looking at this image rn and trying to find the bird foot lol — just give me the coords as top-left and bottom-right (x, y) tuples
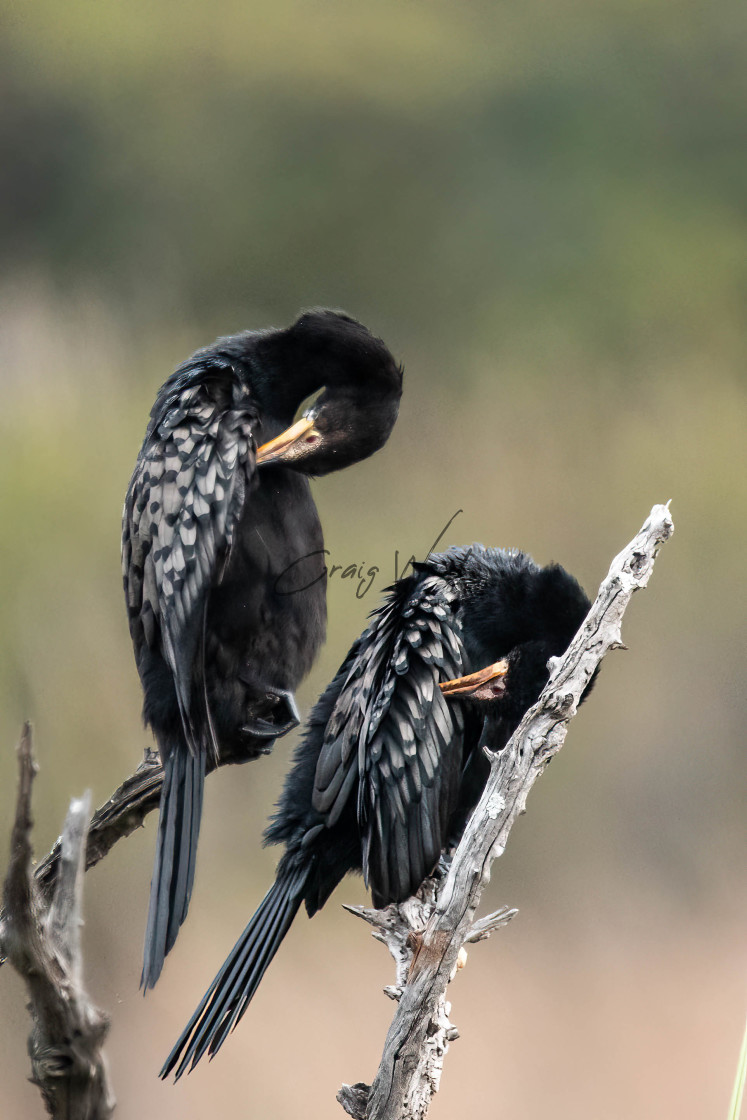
(241, 687), (300, 740)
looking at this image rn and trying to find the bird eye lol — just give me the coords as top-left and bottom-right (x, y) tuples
(305, 435), (319, 445)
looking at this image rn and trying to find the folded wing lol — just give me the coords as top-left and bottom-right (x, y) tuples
(122, 363), (257, 743)
(312, 573), (466, 906)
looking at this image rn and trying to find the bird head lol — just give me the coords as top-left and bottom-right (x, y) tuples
(439, 553), (597, 731)
(254, 309), (402, 475)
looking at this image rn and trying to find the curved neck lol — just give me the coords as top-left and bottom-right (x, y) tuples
(245, 337), (325, 425)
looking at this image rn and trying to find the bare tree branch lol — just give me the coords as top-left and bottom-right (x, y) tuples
(340, 502), (674, 1120)
(0, 724), (116, 1119)
(35, 748), (164, 902)
(1, 731), (254, 966)
(0, 748), (162, 971)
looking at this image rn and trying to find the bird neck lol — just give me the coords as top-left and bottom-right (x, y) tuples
(248, 336), (328, 426)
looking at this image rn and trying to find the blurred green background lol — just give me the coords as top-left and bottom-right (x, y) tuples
(1, 1), (745, 1117)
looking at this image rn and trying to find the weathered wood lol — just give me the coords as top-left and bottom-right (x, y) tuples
(35, 748), (164, 901)
(0, 725), (116, 1120)
(343, 503), (674, 1120)
(0, 748), (162, 970)
(0, 729), (257, 966)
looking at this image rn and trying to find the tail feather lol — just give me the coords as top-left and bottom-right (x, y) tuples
(142, 747), (206, 991)
(206, 886), (302, 1057)
(161, 861), (308, 1080)
(186, 884), (292, 1071)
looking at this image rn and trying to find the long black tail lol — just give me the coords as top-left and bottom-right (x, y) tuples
(141, 746), (206, 990)
(160, 858), (309, 1080)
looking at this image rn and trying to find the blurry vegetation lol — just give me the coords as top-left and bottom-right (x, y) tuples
(0, 2), (745, 1118)
(2, 0), (746, 354)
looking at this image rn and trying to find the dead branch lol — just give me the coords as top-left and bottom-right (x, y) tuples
(0, 724), (116, 1120)
(0, 731), (251, 967)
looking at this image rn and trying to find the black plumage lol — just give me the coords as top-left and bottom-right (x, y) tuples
(122, 309), (402, 990)
(162, 545), (595, 1077)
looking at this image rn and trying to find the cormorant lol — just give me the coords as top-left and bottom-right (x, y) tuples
(161, 545), (594, 1077)
(122, 309), (402, 990)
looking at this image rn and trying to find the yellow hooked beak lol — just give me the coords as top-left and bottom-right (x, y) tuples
(255, 417), (322, 465)
(439, 659), (509, 699)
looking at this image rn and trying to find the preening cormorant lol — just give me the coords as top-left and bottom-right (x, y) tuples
(122, 309), (402, 990)
(161, 545), (594, 1077)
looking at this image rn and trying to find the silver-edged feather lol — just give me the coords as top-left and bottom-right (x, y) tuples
(311, 573), (465, 903)
(122, 369), (258, 751)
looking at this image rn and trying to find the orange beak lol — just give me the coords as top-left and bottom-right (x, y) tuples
(255, 417), (321, 465)
(439, 659), (509, 700)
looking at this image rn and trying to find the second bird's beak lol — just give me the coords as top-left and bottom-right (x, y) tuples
(255, 417), (321, 465)
(439, 659), (509, 700)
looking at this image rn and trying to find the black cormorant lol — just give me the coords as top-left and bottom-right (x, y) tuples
(122, 309), (402, 990)
(161, 544), (594, 1076)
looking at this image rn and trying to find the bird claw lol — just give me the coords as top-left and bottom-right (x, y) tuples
(241, 720), (280, 744)
(242, 688), (300, 740)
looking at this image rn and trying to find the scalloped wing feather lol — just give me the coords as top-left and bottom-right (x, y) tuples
(122, 373), (257, 746)
(312, 574), (466, 906)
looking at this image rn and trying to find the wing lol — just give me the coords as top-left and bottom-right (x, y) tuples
(312, 572), (466, 907)
(122, 363), (258, 742)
